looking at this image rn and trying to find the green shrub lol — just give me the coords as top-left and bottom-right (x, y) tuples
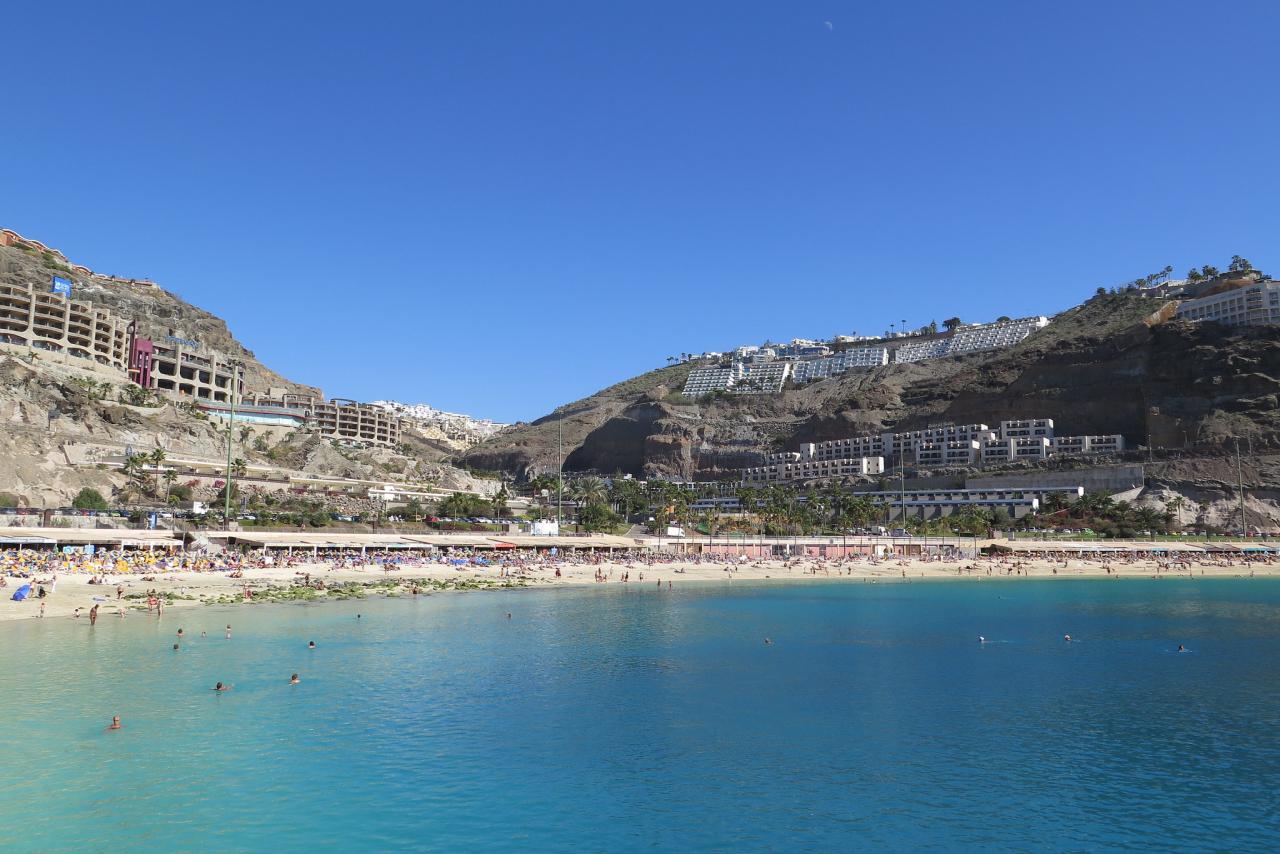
(72, 487), (109, 511)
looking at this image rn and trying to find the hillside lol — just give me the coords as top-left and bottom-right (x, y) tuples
(0, 236), (491, 506)
(461, 293), (1280, 492)
(0, 242), (317, 397)
(460, 362), (696, 477)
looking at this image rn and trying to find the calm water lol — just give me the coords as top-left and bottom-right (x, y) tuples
(2, 579), (1279, 852)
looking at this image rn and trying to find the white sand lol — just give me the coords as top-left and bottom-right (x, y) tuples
(3, 554), (1276, 622)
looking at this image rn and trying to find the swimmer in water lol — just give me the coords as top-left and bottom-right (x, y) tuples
(764, 638), (773, 645)
(1064, 634), (1072, 642)
(106, 715), (122, 731)
(1178, 644), (1186, 652)
(172, 643), (179, 651)
(978, 636), (986, 644)
(225, 625), (232, 639)
(214, 682), (230, 691)
(308, 641), (316, 649)
(289, 674), (300, 684)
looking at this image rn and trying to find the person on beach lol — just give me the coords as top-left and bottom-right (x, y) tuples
(106, 716), (122, 731)
(290, 674), (300, 684)
(225, 625), (232, 639)
(89, 604), (99, 626)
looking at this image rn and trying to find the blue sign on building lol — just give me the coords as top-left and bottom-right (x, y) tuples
(50, 276), (73, 298)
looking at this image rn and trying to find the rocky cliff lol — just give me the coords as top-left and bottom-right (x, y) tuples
(0, 237), (489, 506)
(462, 293), (1280, 490)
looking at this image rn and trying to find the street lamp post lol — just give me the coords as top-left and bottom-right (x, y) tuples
(223, 361), (242, 527)
(557, 419), (563, 532)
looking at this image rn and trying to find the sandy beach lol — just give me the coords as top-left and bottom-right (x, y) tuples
(4, 554), (1278, 622)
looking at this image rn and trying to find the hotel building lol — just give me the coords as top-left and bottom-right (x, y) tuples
(311, 398), (403, 447)
(741, 454), (885, 486)
(738, 417), (1125, 484)
(1175, 280), (1280, 327)
(146, 337), (244, 405)
(0, 281), (129, 375)
(199, 391), (404, 448)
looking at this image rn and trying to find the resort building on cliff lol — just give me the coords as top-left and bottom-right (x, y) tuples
(1175, 279), (1280, 327)
(0, 281), (130, 375)
(146, 336), (244, 405)
(685, 316), (1050, 397)
(0, 274), (403, 448)
(197, 391), (404, 448)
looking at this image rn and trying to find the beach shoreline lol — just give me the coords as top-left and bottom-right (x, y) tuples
(4, 555), (1278, 622)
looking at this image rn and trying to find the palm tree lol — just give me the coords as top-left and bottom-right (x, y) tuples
(148, 448), (167, 499)
(162, 470), (177, 504)
(231, 458), (247, 479)
(491, 485), (510, 518)
(571, 476), (607, 507)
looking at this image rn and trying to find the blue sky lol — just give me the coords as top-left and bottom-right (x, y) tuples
(3, 1), (1277, 422)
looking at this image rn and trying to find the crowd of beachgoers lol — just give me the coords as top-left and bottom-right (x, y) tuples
(2, 544), (1277, 622)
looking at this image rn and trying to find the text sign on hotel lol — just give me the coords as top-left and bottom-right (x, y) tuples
(51, 276), (72, 298)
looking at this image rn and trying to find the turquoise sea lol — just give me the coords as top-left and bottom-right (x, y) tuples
(2, 579), (1279, 851)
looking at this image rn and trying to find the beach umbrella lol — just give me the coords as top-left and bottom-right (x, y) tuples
(11, 584), (31, 602)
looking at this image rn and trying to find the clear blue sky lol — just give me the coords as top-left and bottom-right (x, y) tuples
(3, 2), (1277, 422)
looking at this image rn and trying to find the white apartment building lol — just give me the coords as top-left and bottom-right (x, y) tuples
(948, 316), (1050, 354)
(892, 339), (951, 363)
(891, 316), (1049, 364)
(737, 361), (791, 393)
(752, 418), (1124, 477)
(999, 419), (1054, 439)
(1176, 281), (1280, 327)
(917, 440), (982, 467)
(702, 316), (1049, 396)
(791, 346), (890, 383)
(683, 366), (738, 397)
(982, 436), (1051, 463)
(683, 361), (792, 396)
(1051, 434), (1125, 455)
(741, 454), (885, 486)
